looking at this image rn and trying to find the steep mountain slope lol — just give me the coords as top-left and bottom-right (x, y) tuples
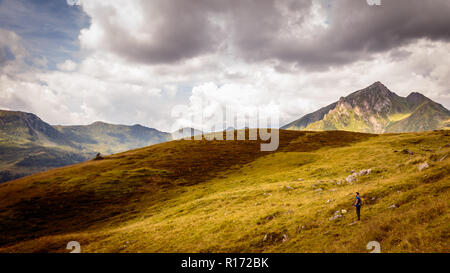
(0, 129), (448, 253)
(282, 82), (450, 133)
(282, 102), (338, 130)
(0, 110), (89, 182)
(0, 110), (69, 145)
(386, 100), (450, 133)
(55, 122), (170, 155)
(0, 110), (170, 183)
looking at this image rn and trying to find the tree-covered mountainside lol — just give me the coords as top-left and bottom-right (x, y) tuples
(282, 82), (450, 133)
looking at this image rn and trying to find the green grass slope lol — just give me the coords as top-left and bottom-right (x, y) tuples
(0, 130), (448, 253)
(0, 110), (171, 183)
(386, 101), (450, 133)
(55, 122), (170, 155)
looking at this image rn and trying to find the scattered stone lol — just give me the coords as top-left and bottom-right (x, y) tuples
(358, 169), (372, 176)
(326, 199), (333, 203)
(341, 209), (347, 214)
(421, 148), (433, 152)
(336, 181), (342, 185)
(329, 210), (343, 221)
(346, 174), (357, 183)
(330, 188), (338, 192)
(298, 178), (304, 181)
(349, 221), (358, 226)
(351, 170), (356, 174)
(401, 149), (414, 155)
(371, 197), (376, 201)
(285, 186), (294, 190)
(388, 204), (398, 209)
(418, 162), (429, 171)
(329, 214), (342, 221)
(263, 232), (286, 244)
(314, 188), (323, 192)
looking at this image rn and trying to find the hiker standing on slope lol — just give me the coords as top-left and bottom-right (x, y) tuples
(354, 192), (362, 221)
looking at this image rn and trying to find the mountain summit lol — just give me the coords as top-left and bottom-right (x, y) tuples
(282, 82), (450, 133)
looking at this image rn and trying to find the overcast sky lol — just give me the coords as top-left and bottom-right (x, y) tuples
(1, 0), (449, 132)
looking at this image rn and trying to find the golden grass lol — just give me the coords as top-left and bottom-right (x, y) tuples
(0, 130), (448, 253)
(389, 113), (412, 122)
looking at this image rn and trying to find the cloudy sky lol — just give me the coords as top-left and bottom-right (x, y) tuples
(1, 0), (450, 132)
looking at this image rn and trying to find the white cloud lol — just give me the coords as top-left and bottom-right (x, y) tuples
(2, 37), (450, 131)
(57, 59), (77, 72)
(66, 0), (81, 6)
(1, 2), (450, 132)
(0, 29), (27, 60)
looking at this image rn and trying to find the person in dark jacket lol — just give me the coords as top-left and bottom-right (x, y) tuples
(354, 192), (362, 221)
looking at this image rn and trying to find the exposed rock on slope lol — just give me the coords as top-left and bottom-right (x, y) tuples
(282, 82), (450, 133)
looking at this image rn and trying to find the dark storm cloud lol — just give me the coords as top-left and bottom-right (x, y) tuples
(84, 0), (450, 69)
(294, 0), (450, 67)
(91, 0), (223, 64)
(3, 0), (449, 69)
(86, 0), (312, 64)
(233, 0), (450, 69)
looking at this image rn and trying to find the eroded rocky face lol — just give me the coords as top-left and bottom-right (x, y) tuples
(283, 81), (450, 134)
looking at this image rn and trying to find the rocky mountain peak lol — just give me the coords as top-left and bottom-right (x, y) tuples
(406, 92), (428, 106)
(282, 82), (450, 133)
(355, 81), (393, 98)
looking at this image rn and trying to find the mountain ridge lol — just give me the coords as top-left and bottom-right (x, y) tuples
(0, 109), (171, 183)
(282, 82), (450, 133)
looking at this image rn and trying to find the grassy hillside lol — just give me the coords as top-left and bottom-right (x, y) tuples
(0, 110), (171, 183)
(55, 122), (170, 155)
(386, 101), (450, 133)
(0, 130), (448, 253)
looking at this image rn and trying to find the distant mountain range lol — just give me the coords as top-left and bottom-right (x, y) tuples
(0, 110), (172, 182)
(282, 82), (450, 133)
(1, 81), (449, 182)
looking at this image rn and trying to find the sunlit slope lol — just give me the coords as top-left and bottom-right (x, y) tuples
(0, 130), (448, 253)
(282, 82), (450, 133)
